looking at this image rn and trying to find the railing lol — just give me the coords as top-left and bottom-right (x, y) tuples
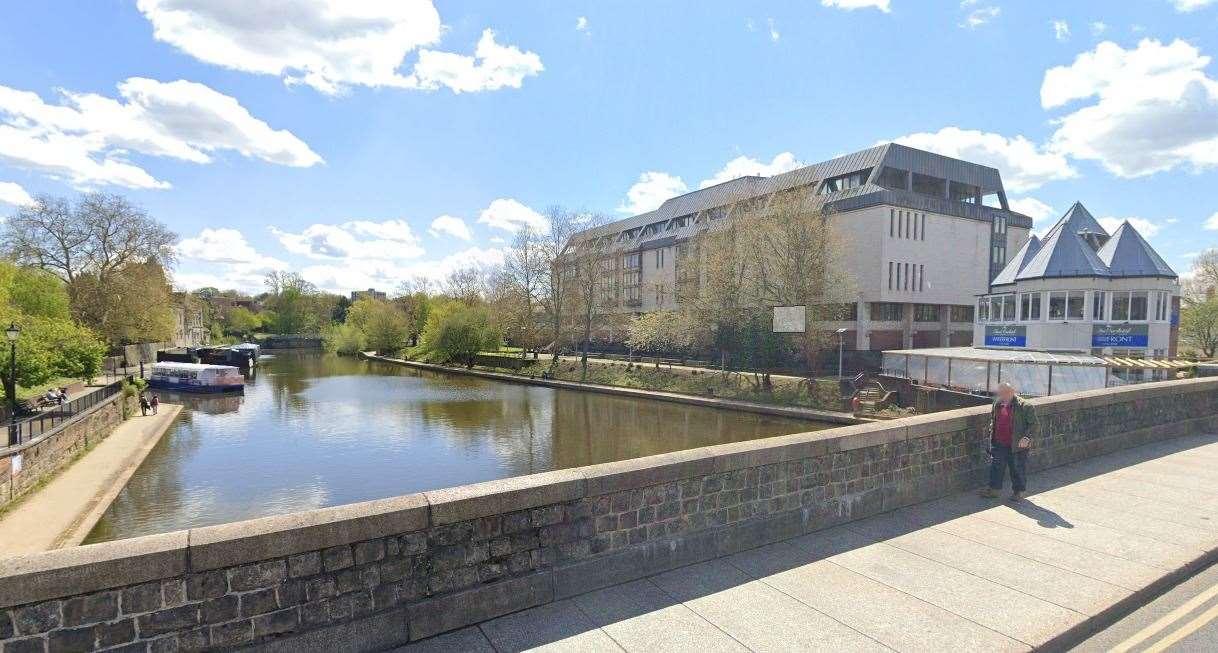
(5, 380), (125, 448)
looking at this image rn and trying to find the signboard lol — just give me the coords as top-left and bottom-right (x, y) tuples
(984, 325), (1026, 347)
(10, 453), (21, 476)
(1092, 324), (1149, 348)
(772, 306), (806, 333)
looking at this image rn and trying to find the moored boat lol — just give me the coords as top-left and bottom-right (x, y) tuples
(148, 362), (245, 393)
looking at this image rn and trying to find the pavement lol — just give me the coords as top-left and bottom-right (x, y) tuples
(0, 404), (180, 555)
(392, 431), (1218, 652)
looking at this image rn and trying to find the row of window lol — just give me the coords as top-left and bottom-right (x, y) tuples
(979, 290), (1173, 323)
(889, 210), (926, 240)
(867, 303), (974, 323)
(887, 261), (926, 292)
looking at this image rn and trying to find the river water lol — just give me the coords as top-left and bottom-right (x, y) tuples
(85, 353), (830, 543)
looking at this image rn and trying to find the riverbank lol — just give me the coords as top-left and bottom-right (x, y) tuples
(0, 405), (181, 556)
(360, 352), (859, 424)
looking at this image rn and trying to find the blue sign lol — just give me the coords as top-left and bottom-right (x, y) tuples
(1092, 324), (1149, 347)
(984, 325), (1026, 347)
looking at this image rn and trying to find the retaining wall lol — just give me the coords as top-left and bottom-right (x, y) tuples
(0, 393), (134, 512)
(1, 378), (1216, 652)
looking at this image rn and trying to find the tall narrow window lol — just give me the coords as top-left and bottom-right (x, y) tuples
(888, 262), (892, 290)
(1092, 291), (1106, 321)
(921, 214), (926, 240)
(898, 212), (904, 238)
(905, 213), (911, 238)
(896, 262), (901, 290)
(912, 214), (918, 240)
(919, 264), (924, 292)
(904, 263), (910, 290)
(889, 210), (894, 237)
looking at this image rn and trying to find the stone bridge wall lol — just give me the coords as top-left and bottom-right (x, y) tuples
(1, 378), (1216, 652)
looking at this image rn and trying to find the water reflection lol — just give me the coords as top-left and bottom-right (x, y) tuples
(86, 353), (828, 543)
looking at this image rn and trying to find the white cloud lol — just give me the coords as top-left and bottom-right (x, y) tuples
(890, 127), (1077, 192)
(1204, 211), (1218, 230)
(617, 172), (688, 215)
(698, 152), (804, 188)
(767, 18), (780, 42)
(137, 1), (541, 95)
(575, 16), (589, 32)
(0, 77), (320, 190)
(1042, 39), (1218, 178)
(1008, 197), (1056, 224)
(477, 198), (548, 232)
(1098, 216), (1164, 237)
(428, 214), (471, 240)
(821, 0), (890, 12)
(1173, 0), (1217, 12)
(272, 219), (425, 260)
(175, 227), (289, 292)
(300, 246), (505, 293)
(960, 5), (1000, 29)
(1090, 22), (1108, 37)
(1052, 20), (1070, 42)
(0, 181), (33, 207)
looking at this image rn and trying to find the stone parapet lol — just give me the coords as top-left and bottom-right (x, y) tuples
(1, 378), (1215, 651)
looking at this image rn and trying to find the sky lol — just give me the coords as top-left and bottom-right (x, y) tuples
(1, 0), (1217, 295)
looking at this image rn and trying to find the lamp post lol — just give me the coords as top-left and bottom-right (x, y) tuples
(6, 323), (20, 446)
(835, 327), (848, 379)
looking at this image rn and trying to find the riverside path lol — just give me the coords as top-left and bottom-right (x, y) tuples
(393, 431), (1218, 652)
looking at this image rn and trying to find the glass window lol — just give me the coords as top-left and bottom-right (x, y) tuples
(989, 296), (1003, 322)
(888, 261), (893, 290)
(1112, 292), (1130, 321)
(889, 210), (894, 237)
(870, 302), (902, 322)
(914, 304), (939, 322)
(951, 305), (974, 322)
(1020, 293), (1041, 321)
(949, 181), (979, 204)
(1003, 295), (1015, 321)
(978, 299), (989, 322)
(912, 173), (946, 198)
(1092, 291), (1106, 321)
(1130, 291), (1148, 321)
(919, 264), (925, 292)
(921, 214), (926, 240)
(877, 167), (909, 191)
(1048, 292), (1067, 320)
(1067, 292), (1085, 320)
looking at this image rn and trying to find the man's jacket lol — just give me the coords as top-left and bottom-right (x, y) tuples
(986, 395), (1039, 450)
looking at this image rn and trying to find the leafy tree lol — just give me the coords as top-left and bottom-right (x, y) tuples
(324, 323), (365, 355)
(68, 260), (176, 345)
(1181, 299), (1218, 358)
(626, 310), (696, 367)
(261, 272), (335, 334)
(225, 307), (261, 337)
(362, 302), (409, 354)
(415, 301), (501, 365)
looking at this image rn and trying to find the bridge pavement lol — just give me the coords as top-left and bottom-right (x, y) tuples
(392, 432), (1218, 652)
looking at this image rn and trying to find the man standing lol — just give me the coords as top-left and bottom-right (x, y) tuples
(981, 382), (1038, 502)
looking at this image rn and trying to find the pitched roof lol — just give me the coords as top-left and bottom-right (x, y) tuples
(1097, 221), (1177, 277)
(991, 234), (1041, 285)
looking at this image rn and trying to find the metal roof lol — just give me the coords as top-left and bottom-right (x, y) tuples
(1096, 221), (1177, 278)
(1013, 202), (1111, 281)
(884, 346), (1107, 365)
(991, 234), (1041, 286)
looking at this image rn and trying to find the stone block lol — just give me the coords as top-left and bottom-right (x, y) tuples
(137, 604), (200, 637)
(425, 469), (585, 526)
(209, 619), (253, 648)
(4, 637), (44, 653)
(322, 546), (353, 572)
(241, 606), (409, 653)
(239, 587), (280, 617)
(252, 607), (300, 638)
(200, 595), (238, 623)
(187, 493), (428, 571)
(407, 572), (553, 641)
(0, 530), (188, 609)
(582, 448), (716, 495)
(13, 601), (61, 636)
(47, 626), (95, 653)
(96, 618), (136, 647)
(553, 529), (718, 600)
(62, 591), (118, 627)
(122, 581), (162, 615)
(287, 552), (321, 578)
(227, 560), (287, 592)
(352, 540), (385, 566)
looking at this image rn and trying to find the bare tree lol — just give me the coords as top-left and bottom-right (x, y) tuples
(502, 226), (547, 357)
(537, 206), (580, 364)
(2, 193), (175, 283)
(444, 267), (484, 305)
(567, 213), (613, 379)
(1183, 249), (1218, 306)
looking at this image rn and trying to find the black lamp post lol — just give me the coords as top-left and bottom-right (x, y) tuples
(6, 322), (20, 446)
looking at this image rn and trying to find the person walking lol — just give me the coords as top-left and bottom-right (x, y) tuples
(139, 393), (151, 416)
(150, 394), (160, 415)
(981, 382), (1038, 502)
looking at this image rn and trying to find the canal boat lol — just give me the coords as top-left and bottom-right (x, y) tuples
(148, 362), (245, 393)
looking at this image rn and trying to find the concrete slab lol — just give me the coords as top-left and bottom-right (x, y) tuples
(1026, 492), (1218, 549)
(480, 600), (622, 653)
(789, 526), (1086, 647)
(573, 580), (749, 653)
(648, 559), (888, 652)
(1049, 485), (1218, 533)
(388, 627), (495, 653)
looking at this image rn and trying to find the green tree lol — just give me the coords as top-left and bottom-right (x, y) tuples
(362, 302), (409, 354)
(626, 310), (697, 367)
(1181, 299), (1218, 358)
(68, 260), (176, 345)
(225, 307), (261, 337)
(415, 301), (501, 366)
(323, 323), (365, 355)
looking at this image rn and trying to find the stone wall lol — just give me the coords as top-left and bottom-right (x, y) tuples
(1, 378), (1216, 652)
(0, 393), (135, 511)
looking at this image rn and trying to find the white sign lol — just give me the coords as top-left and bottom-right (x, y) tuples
(773, 306), (806, 333)
(10, 453), (22, 476)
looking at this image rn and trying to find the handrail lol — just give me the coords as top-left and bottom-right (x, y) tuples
(5, 380), (125, 448)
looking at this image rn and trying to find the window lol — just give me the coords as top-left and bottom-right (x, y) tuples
(988, 295), (1015, 322)
(1048, 292), (1067, 320)
(949, 181), (979, 204)
(1020, 293), (1041, 321)
(914, 304), (940, 322)
(977, 299), (989, 322)
(624, 253), (641, 269)
(877, 166), (909, 190)
(1155, 291), (1171, 321)
(655, 248), (665, 268)
(1112, 292), (1130, 321)
(887, 262), (893, 290)
(1003, 295), (1016, 321)
(896, 262), (902, 290)
(1067, 293), (1084, 320)
(655, 283), (665, 305)
(912, 173), (946, 198)
(889, 210), (894, 237)
(898, 212), (904, 238)
(904, 263), (910, 290)
(919, 264), (925, 292)
(870, 302), (902, 322)
(1092, 291), (1107, 321)
(951, 305), (974, 323)
(819, 168), (871, 194)
(1130, 291), (1148, 321)
(912, 213), (918, 240)
(920, 214), (926, 241)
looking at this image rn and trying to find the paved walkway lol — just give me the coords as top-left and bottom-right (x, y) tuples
(395, 432), (1218, 652)
(0, 405), (181, 555)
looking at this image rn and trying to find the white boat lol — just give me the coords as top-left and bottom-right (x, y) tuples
(148, 362), (245, 393)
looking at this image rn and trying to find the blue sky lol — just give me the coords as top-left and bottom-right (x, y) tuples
(1, 0), (1216, 294)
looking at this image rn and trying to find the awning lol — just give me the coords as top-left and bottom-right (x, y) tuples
(1102, 357), (1196, 369)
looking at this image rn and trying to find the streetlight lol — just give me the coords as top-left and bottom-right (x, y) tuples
(6, 323), (20, 446)
(835, 327), (848, 379)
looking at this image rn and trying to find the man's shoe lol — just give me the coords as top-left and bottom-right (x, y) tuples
(979, 487), (999, 498)
(1009, 491), (1024, 502)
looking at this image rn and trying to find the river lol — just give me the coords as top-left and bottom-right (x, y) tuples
(85, 352), (831, 543)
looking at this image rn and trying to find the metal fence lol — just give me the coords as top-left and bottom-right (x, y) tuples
(5, 380), (125, 447)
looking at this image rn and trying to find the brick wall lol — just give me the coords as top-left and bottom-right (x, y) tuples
(0, 394), (135, 511)
(1, 378), (1216, 652)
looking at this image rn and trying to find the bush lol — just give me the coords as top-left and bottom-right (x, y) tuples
(324, 323), (365, 355)
(414, 302), (501, 365)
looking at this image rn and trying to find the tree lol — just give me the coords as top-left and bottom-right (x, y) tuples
(1181, 299), (1218, 358)
(362, 302), (409, 354)
(568, 213), (613, 379)
(68, 260), (176, 345)
(415, 301), (501, 366)
(443, 267), (484, 305)
(502, 226), (546, 357)
(2, 193), (175, 284)
(225, 307), (261, 337)
(1183, 249), (1218, 306)
(626, 310), (697, 367)
(538, 206), (580, 364)
(261, 272), (334, 334)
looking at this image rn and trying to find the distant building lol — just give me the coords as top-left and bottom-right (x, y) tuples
(976, 202), (1180, 359)
(569, 143), (1033, 351)
(351, 288), (387, 302)
(170, 292), (210, 348)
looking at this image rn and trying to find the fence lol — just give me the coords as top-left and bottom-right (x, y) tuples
(5, 380), (124, 447)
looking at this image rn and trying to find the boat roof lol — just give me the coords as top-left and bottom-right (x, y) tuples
(152, 362), (240, 371)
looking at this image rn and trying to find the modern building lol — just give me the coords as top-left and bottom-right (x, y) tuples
(975, 202), (1180, 359)
(571, 143), (1033, 351)
(351, 288), (387, 302)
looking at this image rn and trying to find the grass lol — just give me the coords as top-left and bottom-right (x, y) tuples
(16, 376), (82, 401)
